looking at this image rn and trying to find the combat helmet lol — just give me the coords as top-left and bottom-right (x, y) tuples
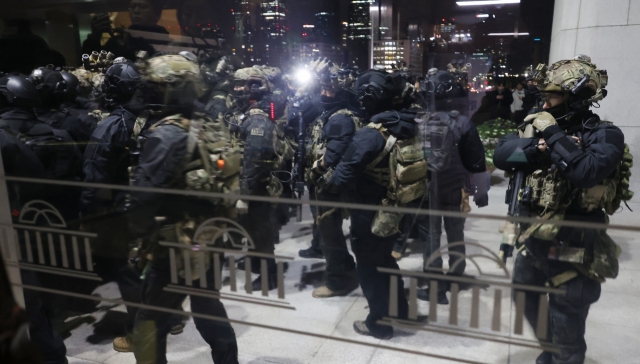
(533, 55), (608, 110)
(0, 75), (41, 109)
(140, 52), (205, 112)
(102, 62), (142, 106)
(29, 66), (68, 108)
(232, 65), (281, 98)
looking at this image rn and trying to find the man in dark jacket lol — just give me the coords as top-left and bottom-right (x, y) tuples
(421, 105), (488, 304)
(493, 56), (624, 364)
(324, 70), (416, 339)
(488, 82), (514, 120)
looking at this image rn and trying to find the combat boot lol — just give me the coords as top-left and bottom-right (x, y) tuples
(113, 334), (134, 352)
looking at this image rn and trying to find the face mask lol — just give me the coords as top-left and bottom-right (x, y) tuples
(320, 95), (336, 105)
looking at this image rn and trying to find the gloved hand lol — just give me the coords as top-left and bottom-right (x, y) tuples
(310, 159), (326, 186)
(474, 193), (489, 208)
(236, 200), (249, 214)
(90, 13), (113, 36)
(524, 112), (557, 132)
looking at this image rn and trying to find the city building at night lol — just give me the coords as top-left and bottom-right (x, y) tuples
(373, 39), (409, 70)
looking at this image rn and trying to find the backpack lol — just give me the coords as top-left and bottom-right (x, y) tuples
(425, 111), (462, 173)
(365, 122), (428, 237)
(147, 112), (241, 200)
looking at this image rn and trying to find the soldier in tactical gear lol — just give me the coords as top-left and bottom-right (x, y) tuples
(324, 69), (426, 339)
(125, 53), (239, 364)
(232, 65), (291, 291)
(79, 61), (181, 353)
(284, 66), (325, 259)
(0, 75), (80, 364)
(493, 56), (625, 364)
(417, 71), (488, 304)
(306, 59), (360, 298)
(29, 67), (99, 151)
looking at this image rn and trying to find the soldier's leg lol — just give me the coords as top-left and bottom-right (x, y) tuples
(442, 190), (466, 275)
(548, 274), (601, 364)
(300, 186), (323, 258)
(512, 252), (550, 344)
(133, 264), (186, 364)
(318, 208), (356, 292)
(350, 209), (408, 337)
(189, 269), (239, 364)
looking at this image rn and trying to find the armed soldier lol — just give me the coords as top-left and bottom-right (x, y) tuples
(125, 53), (239, 364)
(322, 69), (427, 339)
(493, 55), (629, 364)
(232, 65), (293, 290)
(306, 59), (361, 298)
(79, 61), (189, 353)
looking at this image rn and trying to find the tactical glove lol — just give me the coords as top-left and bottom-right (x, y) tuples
(310, 159), (326, 186)
(524, 112), (557, 132)
(236, 200), (249, 214)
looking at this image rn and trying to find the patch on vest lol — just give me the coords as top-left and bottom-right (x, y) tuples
(251, 128), (264, 137)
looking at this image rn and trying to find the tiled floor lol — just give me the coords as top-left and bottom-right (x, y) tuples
(53, 170), (640, 363)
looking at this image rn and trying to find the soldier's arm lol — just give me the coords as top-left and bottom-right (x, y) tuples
(544, 124), (625, 188)
(322, 114), (357, 168)
(329, 128), (386, 191)
(80, 115), (132, 200)
(458, 119), (487, 173)
(493, 132), (541, 170)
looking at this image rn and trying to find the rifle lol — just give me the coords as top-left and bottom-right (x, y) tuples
(498, 123), (535, 263)
(292, 100), (306, 222)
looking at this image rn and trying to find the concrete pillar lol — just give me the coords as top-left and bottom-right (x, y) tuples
(550, 0), (640, 219)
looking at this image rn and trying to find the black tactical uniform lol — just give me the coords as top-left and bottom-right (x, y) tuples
(236, 104), (284, 290)
(426, 111), (487, 273)
(30, 67), (98, 151)
(292, 95), (324, 259)
(127, 54), (239, 364)
(328, 108), (418, 338)
(494, 57), (624, 364)
(309, 87), (361, 296)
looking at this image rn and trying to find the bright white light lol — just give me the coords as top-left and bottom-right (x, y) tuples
(458, 0), (520, 6)
(476, 14), (490, 18)
(488, 32), (529, 36)
(295, 69), (313, 85)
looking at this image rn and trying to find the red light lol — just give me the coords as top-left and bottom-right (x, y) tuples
(232, 26), (235, 30)
(197, 23), (200, 27)
(442, 18), (445, 22)
(208, 23), (211, 26)
(270, 103), (275, 120)
(231, 8), (234, 12)
(452, 18), (455, 21)
(11, 209), (19, 217)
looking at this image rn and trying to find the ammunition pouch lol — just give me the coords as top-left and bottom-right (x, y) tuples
(371, 198), (404, 237)
(524, 169), (568, 213)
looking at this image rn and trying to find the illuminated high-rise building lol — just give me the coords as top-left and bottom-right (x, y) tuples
(259, 0), (289, 67)
(347, 0), (374, 41)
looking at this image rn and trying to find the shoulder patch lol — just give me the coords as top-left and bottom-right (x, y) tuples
(251, 128), (264, 136)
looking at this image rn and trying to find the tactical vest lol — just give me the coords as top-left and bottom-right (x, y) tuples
(239, 109), (284, 197)
(365, 123), (428, 237)
(306, 108), (363, 178)
(516, 122), (632, 282)
(147, 112), (241, 199)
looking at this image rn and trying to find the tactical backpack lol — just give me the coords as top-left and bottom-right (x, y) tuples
(147, 112), (241, 200)
(365, 123), (428, 237)
(425, 111), (462, 173)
